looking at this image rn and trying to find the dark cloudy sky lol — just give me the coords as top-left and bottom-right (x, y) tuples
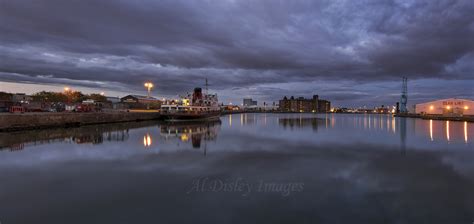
(1, 0), (473, 107)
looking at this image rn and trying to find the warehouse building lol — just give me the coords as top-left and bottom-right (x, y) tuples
(120, 95), (162, 109)
(279, 95), (331, 113)
(415, 98), (474, 116)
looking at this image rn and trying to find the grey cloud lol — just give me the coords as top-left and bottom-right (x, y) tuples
(0, 0), (473, 105)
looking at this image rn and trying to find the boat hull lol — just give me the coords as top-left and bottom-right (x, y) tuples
(161, 111), (221, 121)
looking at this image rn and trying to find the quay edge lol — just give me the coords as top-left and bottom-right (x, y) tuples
(394, 113), (474, 122)
(0, 112), (164, 132)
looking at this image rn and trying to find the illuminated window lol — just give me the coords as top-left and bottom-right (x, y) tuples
(465, 106), (469, 110)
(447, 106), (451, 110)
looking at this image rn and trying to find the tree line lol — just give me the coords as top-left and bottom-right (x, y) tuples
(0, 91), (109, 103)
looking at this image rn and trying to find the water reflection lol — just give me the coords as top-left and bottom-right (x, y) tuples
(326, 114), (471, 144)
(0, 122), (140, 151)
(240, 113), (256, 126)
(466, 122), (468, 143)
(430, 119), (433, 141)
(0, 114), (471, 153)
(143, 133), (152, 148)
(0, 119), (224, 152)
(400, 116), (407, 153)
(415, 118), (472, 143)
(446, 121), (450, 142)
(160, 120), (221, 149)
(1, 113), (474, 224)
(278, 117), (326, 131)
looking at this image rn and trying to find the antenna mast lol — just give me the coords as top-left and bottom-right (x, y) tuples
(400, 77), (408, 114)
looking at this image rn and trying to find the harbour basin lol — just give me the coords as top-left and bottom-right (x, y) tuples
(0, 113), (473, 223)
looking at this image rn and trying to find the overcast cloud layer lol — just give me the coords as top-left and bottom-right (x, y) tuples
(1, 0), (473, 106)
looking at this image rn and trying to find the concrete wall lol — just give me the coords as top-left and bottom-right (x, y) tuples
(0, 112), (161, 131)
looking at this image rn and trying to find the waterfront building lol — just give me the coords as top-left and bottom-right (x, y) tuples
(279, 95), (329, 112)
(243, 98), (257, 107)
(0, 92), (13, 112)
(12, 93), (33, 103)
(222, 105), (241, 111)
(415, 98), (474, 116)
(121, 95), (162, 109)
(373, 105), (392, 114)
(121, 95), (160, 104)
(106, 96), (120, 104)
(318, 100), (331, 113)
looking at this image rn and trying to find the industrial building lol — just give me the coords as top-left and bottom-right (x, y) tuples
(415, 98), (474, 116)
(279, 95), (331, 113)
(318, 99), (331, 113)
(243, 98), (257, 107)
(121, 95), (162, 109)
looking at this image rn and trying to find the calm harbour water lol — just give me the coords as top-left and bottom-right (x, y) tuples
(0, 113), (473, 223)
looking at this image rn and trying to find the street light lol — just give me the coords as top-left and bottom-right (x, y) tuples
(144, 82), (154, 98)
(144, 82), (154, 110)
(64, 87), (71, 104)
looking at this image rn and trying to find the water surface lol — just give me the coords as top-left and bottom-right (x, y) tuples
(0, 113), (473, 223)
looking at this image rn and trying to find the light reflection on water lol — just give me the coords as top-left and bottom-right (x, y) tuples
(143, 133), (152, 148)
(1, 113), (474, 223)
(0, 113), (472, 152)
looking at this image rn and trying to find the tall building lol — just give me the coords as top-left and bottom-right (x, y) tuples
(317, 100), (331, 113)
(243, 98), (257, 107)
(279, 95), (319, 112)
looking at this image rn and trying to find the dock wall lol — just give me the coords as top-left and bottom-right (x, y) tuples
(395, 113), (474, 122)
(0, 112), (162, 131)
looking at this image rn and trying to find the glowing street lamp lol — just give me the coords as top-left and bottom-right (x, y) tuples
(64, 87), (71, 104)
(144, 82), (154, 110)
(144, 82), (154, 98)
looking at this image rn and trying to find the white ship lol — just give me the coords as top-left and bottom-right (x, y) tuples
(160, 87), (221, 121)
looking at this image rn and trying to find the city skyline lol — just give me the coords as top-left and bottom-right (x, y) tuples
(1, 0), (473, 107)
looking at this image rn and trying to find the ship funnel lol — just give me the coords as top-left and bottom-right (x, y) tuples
(192, 87), (203, 104)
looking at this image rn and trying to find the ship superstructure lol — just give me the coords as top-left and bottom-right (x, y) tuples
(160, 87), (220, 120)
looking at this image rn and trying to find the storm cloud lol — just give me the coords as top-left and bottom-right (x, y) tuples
(1, 0), (473, 106)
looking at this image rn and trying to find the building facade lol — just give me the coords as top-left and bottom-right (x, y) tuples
(279, 95), (332, 113)
(106, 96), (121, 104)
(415, 98), (474, 116)
(121, 95), (162, 109)
(317, 100), (331, 113)
(243, 98), (257, 107)
(12, 93), (33, 103)
(279, 95), (319, 112)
